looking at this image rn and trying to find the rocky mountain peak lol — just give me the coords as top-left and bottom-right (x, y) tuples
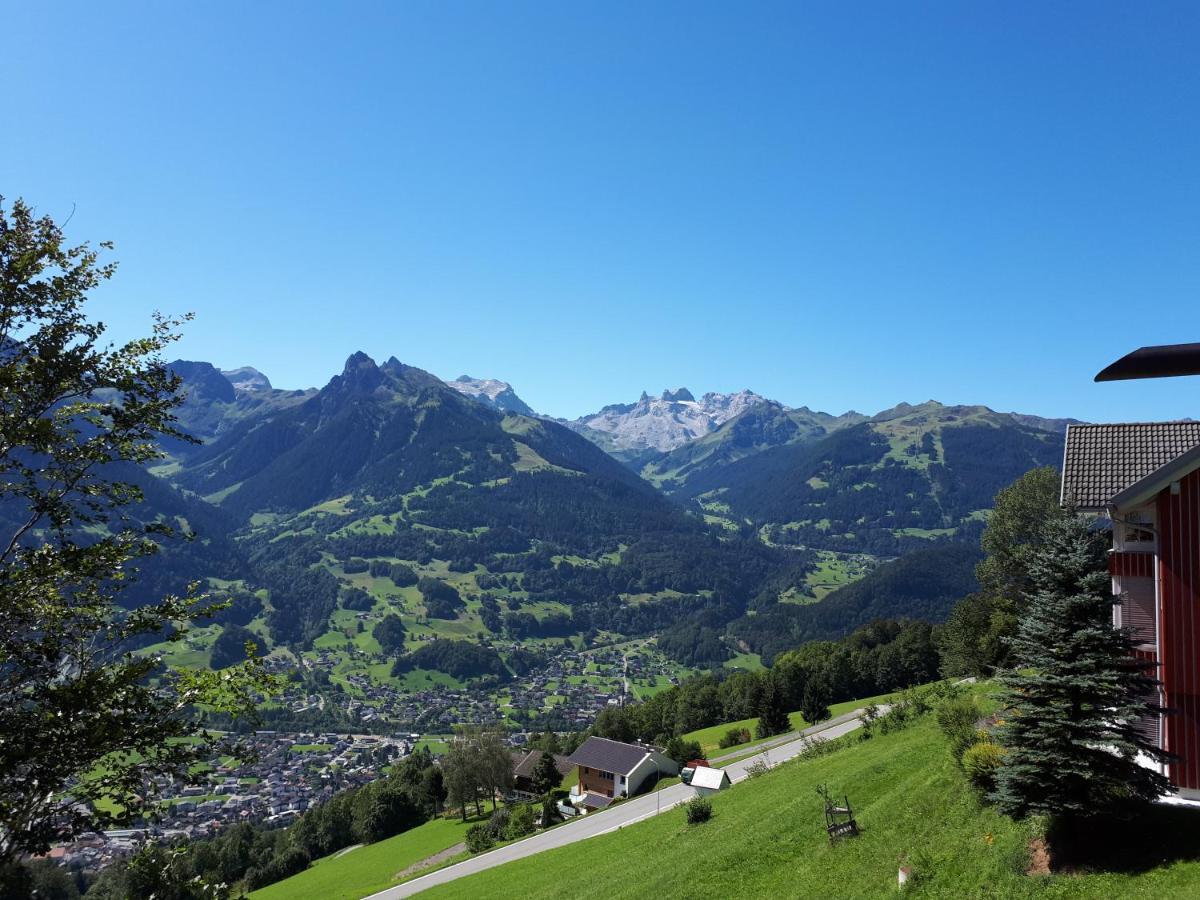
(661, 387), (695, 403)
(445, 375), (535, 416)
(221, 366), (272, 393)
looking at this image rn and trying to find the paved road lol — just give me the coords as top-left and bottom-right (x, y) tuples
(707, 707), (872, 765)
(365, 707), (881, 900)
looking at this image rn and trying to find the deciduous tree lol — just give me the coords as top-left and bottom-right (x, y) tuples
(0, 197), (275, 861)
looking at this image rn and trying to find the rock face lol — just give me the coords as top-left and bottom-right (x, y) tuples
(569, 388), (768, 455)
(446, 376), (536, 416)
(221, 366), (272, 393)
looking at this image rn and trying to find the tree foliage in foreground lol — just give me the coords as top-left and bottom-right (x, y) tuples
(991, 515), (1169, 822)
(0, 197), (276, 861)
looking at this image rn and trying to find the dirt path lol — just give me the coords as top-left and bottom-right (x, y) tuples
(393, 842), (467, 881)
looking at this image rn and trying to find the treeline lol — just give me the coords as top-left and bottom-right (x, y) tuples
(84, 748), (445, 898)
(592, 618), (941, 745)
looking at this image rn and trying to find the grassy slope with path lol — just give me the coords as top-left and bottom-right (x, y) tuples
(249, 815), (481, 900)
(418, 700), (1200, 900)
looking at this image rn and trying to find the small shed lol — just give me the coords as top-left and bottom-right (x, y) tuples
(690, 766), (731, 797)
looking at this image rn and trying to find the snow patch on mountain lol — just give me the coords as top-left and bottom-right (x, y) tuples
(570, 388), (769, 454)
(446, 376), (536, 416)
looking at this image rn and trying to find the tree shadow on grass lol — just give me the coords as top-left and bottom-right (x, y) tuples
(1049, 805), (1200, 874)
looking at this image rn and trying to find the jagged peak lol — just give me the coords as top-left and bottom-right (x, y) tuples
(661, 387), (695, 403)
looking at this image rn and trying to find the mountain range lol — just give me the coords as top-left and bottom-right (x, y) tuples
(134, 354), (1075, 699)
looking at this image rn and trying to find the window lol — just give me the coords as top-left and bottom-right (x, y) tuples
(1118, 576), (1156, 646)
(620, 775), (626, 785)
(1125, 526), (1154, 544)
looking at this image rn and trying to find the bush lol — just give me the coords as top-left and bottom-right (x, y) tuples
(718, 727), (752, 749)
(744, 759), (770, 779)
(465, 824), (494, 854)
(685, 797), (713, 825)
(343, 557), (369, 574)
(961, 739), (1005, 793)
(936, 697), (981, 760)
(506, 803), (536, 840)
(485, 807), (511, 841)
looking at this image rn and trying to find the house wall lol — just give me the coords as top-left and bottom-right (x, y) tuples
(576, 766), (616, 798)
(1157, 466), (1200, 790)
(624, 755), (659, 797)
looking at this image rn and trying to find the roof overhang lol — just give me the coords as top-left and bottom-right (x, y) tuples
(1109, 444), (1200, 513)
(1095, 343), (1200, 382)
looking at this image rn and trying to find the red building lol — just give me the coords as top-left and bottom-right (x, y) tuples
(1062, 421), (1200, 796)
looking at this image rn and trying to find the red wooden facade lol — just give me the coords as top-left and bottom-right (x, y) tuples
(1156, 465), (1200, 790)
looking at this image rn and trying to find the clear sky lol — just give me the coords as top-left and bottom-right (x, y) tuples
(4, 2), (1198, 422)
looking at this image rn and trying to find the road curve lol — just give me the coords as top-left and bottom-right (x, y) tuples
(365, 706), (882, 899)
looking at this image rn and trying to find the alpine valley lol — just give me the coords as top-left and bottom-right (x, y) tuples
(137, 353), (1072, 734)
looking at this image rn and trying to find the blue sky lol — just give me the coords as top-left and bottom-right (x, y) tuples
(4, 2), (1198, 421)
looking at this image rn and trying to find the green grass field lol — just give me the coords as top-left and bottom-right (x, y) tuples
(418, 691), (1200, 899)
(249, 814), (483, 900)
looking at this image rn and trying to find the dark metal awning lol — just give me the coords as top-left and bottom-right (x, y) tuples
(1095, 343), (1200, 382)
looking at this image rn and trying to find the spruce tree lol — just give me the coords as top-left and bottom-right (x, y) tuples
(531, 750), (563, 796)
(756, 671), (791, 739)
(991, 514), (1169, 823)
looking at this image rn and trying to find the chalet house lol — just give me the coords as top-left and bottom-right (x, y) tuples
(1061, 421), (1200, 797)
(566, 737), (680, 810)
(509, 750), (573, 800)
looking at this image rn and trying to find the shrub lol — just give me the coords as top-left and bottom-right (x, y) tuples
(961, 739), (1005, 793)
(744, 759), (770, 779)
(685, 797), (712, 825)
(506, 804), (536, 840)
(343, 557), (369, 574)
(465, 824), (494, 854)
(936, 697), (981, 760)
(485, 807), (511, 841)
(718, 727), (752, 749)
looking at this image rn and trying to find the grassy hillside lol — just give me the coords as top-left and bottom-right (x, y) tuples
(249, 815), (478, 900)
(653, 401), (1065, 558)
(418, 690), (1200, 899)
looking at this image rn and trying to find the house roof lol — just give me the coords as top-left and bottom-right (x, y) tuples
(689, 766), (731, 790)
(567, 737), (650, 775)
(512, 750), (572, 781)
(1061, 422), (1200, 511)
(578, 792), (613, 810)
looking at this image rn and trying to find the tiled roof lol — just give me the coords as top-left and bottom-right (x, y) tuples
(512, 750), (572, 780)
(567, 737), (649, 775)
(1061, 422), (1200, 510)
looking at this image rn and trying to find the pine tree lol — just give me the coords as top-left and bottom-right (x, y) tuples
(755, 671), (791, 739)
(531, 750), (563, 796)
(991, 514), (1169, 824)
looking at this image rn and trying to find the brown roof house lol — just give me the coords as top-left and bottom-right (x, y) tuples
(509, 750), (573, 800)
(566, 737), (679, 811)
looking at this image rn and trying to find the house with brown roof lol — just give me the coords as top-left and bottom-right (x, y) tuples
(509, 750), (573, 801)
(1061, 421), (1200, 797)
(566, 737), (679, 810)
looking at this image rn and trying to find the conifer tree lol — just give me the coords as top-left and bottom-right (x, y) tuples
(991, 514), (1169, 824)
(531, 750), (563, 796)
(755, 671), (791, 739)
